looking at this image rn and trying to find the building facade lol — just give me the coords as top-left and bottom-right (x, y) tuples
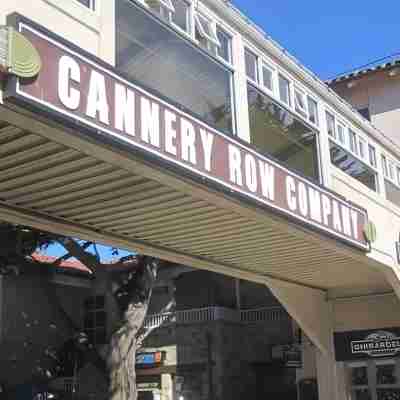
(1, 1), (400, 400)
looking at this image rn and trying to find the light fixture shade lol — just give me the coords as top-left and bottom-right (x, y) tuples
(0, 26), (42, 78)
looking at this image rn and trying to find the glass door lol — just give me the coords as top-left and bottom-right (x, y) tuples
(348, 359), (400, 400)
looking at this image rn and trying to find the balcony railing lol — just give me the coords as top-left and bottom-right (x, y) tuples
(144, 306), (289, 329)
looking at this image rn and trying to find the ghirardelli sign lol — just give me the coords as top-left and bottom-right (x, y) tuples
(5, 14), (369, 251)
(351, 331), (400, 357)
(334, 328), (400, 361)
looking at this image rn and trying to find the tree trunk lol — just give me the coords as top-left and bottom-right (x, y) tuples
(107, 257), (159, 400)
(108, 302), (148, 400)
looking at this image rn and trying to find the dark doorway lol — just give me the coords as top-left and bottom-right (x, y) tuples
(254, 363), (297, 399)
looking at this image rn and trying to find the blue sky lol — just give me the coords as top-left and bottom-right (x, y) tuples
(232, 0), (400, 80)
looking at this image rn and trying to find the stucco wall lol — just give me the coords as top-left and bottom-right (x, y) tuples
(332, 167), (400, 274)
(333, 294), (400, 332)
(0, 0), (115, 64)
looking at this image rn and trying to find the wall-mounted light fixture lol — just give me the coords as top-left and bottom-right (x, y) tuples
(0, 26), (42, 79)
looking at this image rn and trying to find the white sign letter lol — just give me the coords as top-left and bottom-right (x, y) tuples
(308, 187), (322, 223)
(141, 97), (160, 148)
(228, 145), (243, 186)
(115, 83), (135, 136)
(245, 154), (258, 193)
(86, 70), (109, 125)
(181, 118), (197, 165)
(322, 194), (332, 226)
(165, 109), (177, 156)
(58, 55), (80, 110)
(259, 161), (275, 201)
(286, 176), (297, 211)
(298, 182), (309, 217)
(200, 129), (214, 172)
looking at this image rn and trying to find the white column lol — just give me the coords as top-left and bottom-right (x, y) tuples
(318, 104), (333, 188)
(99, 0), (116, 65)
(264, 277), (346, 400)
(231, 33), (251, 143)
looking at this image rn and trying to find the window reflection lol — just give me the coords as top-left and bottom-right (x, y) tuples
(247, 84), (320, 181)
(329, 141), (378, 191)
(116, 0), (234, 134)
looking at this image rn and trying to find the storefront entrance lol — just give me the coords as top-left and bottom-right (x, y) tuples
(347, 359), (400, 400)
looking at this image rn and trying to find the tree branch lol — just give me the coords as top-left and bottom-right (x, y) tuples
(57, 238), (100, 273)
(52, 241), (93, 267)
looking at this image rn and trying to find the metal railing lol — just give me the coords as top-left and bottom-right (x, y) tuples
(144, 306), (288, 328)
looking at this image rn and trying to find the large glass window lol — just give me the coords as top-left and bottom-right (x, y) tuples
(347, 360), (400, 400)
(247, 84), (320, 181)
(116, 0), (234, 134)
(329, 141), (378, 191)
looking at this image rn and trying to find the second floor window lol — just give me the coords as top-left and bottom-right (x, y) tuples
(116, 0), (234, 135)
(84, 296), (107, 346)
(330, 142), (378, 192)
(247, 84), (320, 181)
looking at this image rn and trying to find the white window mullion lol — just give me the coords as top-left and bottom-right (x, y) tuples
(234, 35), (251, 143)
(319, 108), (333, 187)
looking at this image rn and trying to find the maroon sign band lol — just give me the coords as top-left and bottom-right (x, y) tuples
(6, 17), (369, 250)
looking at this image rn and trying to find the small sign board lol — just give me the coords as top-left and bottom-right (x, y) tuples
(136, 351), (164, 368)
(271, 344), (302, 368)
(334, 328), (400, 361)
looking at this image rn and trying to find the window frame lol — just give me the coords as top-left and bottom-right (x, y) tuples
(336, 120), (346, 146)
(247, 82), (322, 183)
(75, 0), (96, 11)
(261, 61), (275, 94)
(194, 12), (221, 48)
(169, 0), (191, 36)
(369, 144), (377, 168)
(307, 95), (319, 127)
(294, 86), (308, 118)
(348, 128), (358, 155)
(244, 47), (259, 84)
(358, 136), (367, 161)
(215, 25), (233, 64)
(326, 111), (336, 139)
(278, 72), (292, 107)
(83, 295), (107, 346)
